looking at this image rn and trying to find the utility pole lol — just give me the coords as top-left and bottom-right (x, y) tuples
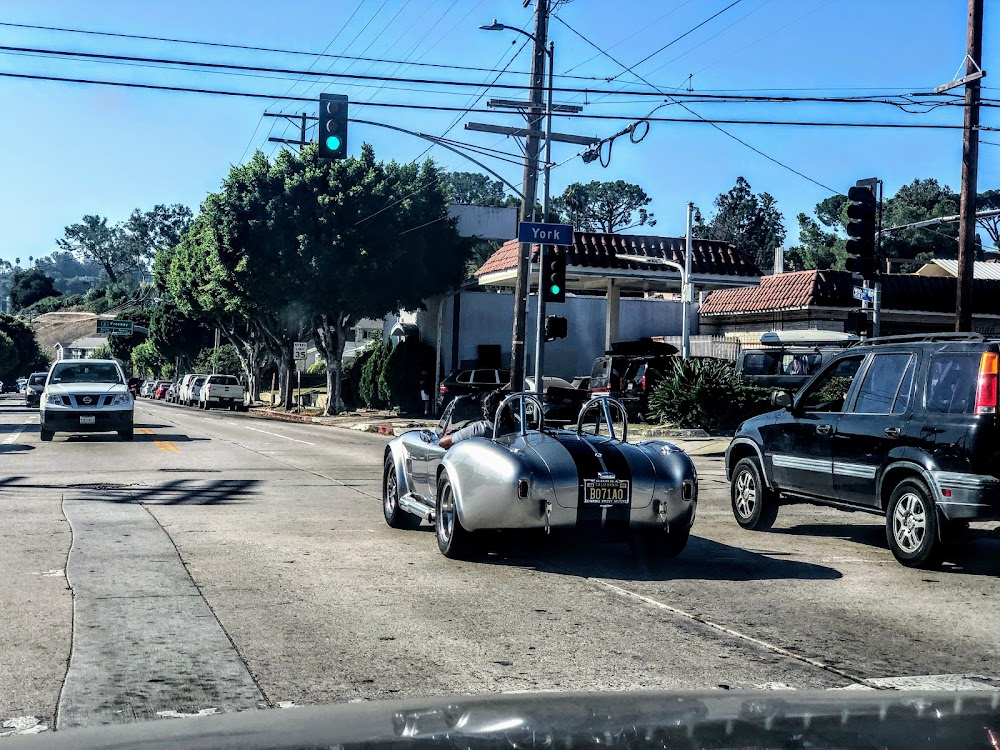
(682, 203), (695, 360)
(509, 0), (549, 391)
(532, 41), (555, 396)
(955, 0), (985, 332)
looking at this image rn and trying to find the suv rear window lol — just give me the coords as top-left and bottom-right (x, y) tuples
(926, 353), (981, 415)
(212, 376), (240, 385)
(29, 374), (47, 385)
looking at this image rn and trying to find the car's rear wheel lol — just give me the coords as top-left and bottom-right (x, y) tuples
(383, 457), (420, 530)
(119, 429), (134, 441)
(886, 478), (942, 568)
(731, 457), (779, 530)
(40, 429), (53, 442)
(436, 474), (473, 559)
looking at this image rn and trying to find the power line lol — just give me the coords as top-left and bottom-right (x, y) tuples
(4, 69), (997, 133)
(10, 41), (991, 106)
(552, 15), (839, 193)
(0, 18), (576, 79)
(610, 0), (747, 81)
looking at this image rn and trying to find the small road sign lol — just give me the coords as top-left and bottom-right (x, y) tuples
(96, 319), (134, 336)
(293, 341), (308, 361)
(852, 286), (875, 303)
(517, 221), (574, 246)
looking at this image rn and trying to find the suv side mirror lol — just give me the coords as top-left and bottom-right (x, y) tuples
(770, 390), (792, 409)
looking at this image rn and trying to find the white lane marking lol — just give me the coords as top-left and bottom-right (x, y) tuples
(242, 425), (315, 445)
(2, 418), (32, 444)
(589, 579), (871, 687)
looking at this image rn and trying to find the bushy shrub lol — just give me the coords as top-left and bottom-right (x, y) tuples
(306, 359), (327, 375)
(648, 358), (771, 430)
(379, 338), (435, 415)
(358, 332), (389, 409)
(20, 294), (85, 317)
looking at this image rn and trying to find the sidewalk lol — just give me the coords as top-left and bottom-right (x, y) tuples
(248, 405), (730, 453)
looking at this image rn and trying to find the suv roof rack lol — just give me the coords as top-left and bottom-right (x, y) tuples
(848, 332), (986, 347)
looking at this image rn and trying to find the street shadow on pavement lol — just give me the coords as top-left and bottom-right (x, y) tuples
(0, 476), (258, 505)
(770, 522), (887, 551)
(477, 533), (842, 582)
(0, 444), (34, 454)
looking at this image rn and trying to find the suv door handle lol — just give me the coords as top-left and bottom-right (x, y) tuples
(816, 424), (833, 435)
(884, 427), (901, 438)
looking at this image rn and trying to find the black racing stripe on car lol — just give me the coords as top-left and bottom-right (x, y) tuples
(553, 435), (604, 530)
(589, 439), (633, 532)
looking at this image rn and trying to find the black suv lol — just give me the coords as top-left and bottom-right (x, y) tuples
(726, 333), (999, 568)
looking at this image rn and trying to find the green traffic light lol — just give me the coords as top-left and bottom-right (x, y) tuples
(550, 285), (561, 295)
(325, 135), (342, 151)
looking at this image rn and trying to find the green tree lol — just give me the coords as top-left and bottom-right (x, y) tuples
(697, 177), (786, 271)
(57, 215), (131, 283)
(149, 302), (213, 375)
(121, 204), (193, 262)
(442, 171), (518, 207)
(380, 338), (435, 414)
(976, 189), (1000, 251)
(194, 344), (242, 376)
(0, 313), (48, 383)
(131, 340), (167, 378)
(0, 331), (17, 378)
(881, 178), (960, 265)
(557, 180), (655, 233)
(8, 269), (61, 311)
(280, 144), (470, 414)
(88, 343), (114, 360)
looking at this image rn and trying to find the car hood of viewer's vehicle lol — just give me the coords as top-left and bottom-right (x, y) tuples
(45, 383), (129, 397)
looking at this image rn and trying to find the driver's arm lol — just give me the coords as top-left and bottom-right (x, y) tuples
(439, 420), (491, 449)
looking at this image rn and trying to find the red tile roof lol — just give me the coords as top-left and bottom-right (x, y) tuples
(701, 269), (1000, 316)
(475, 231), (761, 279)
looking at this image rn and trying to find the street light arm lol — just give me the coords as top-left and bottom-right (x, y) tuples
(479, 20), (538, 43)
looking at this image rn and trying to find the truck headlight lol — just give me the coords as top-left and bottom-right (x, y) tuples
(111, 393), (132, 406)
(44, 392), (64, 405)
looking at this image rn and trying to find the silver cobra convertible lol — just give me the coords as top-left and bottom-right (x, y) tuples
(382, 393), (698, 558)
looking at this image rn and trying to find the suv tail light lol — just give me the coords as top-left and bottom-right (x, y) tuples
(439, 384), (448, 394)
(640, 375), (647, 392)
(975, 352), (998, 415)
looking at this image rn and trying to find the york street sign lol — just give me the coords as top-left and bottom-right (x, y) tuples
(96, 319), (134, 336)
(852, 285), (875, 303)
(517, 221), (574, 246)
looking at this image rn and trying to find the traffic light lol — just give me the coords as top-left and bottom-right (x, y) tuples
(318, 93), (348, 159)
(544, 315), (568, 341)
(845, 309), (873, 337)
(541, 248), (567, 303)
(845, 184), (877, 280)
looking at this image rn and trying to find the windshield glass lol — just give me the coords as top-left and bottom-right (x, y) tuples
(49, 362), (123, 385)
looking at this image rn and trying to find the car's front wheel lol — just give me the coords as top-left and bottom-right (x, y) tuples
(40, 429), (53, 442)
(886, 478), (942, 568)
(436, 474), (473, 559)
(731, 457), (779, 530)
(119, 429), (134, 441)
(383, 457), (420, 530)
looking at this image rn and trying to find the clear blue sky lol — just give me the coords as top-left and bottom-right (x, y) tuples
(0, 0), (996, 265)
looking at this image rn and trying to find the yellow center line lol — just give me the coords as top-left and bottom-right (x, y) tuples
(163, 441), (180, 452)
(154, 440), (170, 452)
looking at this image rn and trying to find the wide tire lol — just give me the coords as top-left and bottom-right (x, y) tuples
(383, 457), (420, 530)
(886, 478), (942, 568)
(40, 429), (54, 442)
(119, 429), (134, 441)
(436, 474), (474, 559)
(731, 457), (779, 531)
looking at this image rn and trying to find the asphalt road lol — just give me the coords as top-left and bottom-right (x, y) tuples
(3, 392), (1000, 737)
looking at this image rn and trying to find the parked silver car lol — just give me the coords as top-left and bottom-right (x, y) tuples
(383, 393), (698, 559)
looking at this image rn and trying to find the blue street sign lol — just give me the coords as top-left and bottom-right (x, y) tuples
(517, 221), (574, 246)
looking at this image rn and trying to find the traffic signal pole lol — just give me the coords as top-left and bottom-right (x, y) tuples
(533, 41), (555, 397)
(955, 0), (985, 332)
(509, 0), (549, 393)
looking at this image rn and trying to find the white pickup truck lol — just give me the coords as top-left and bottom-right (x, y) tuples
(198, 374), (246, 411)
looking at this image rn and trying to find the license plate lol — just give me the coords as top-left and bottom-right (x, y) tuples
(79, 416), (96, 425)
(583, 478), (630, 505)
